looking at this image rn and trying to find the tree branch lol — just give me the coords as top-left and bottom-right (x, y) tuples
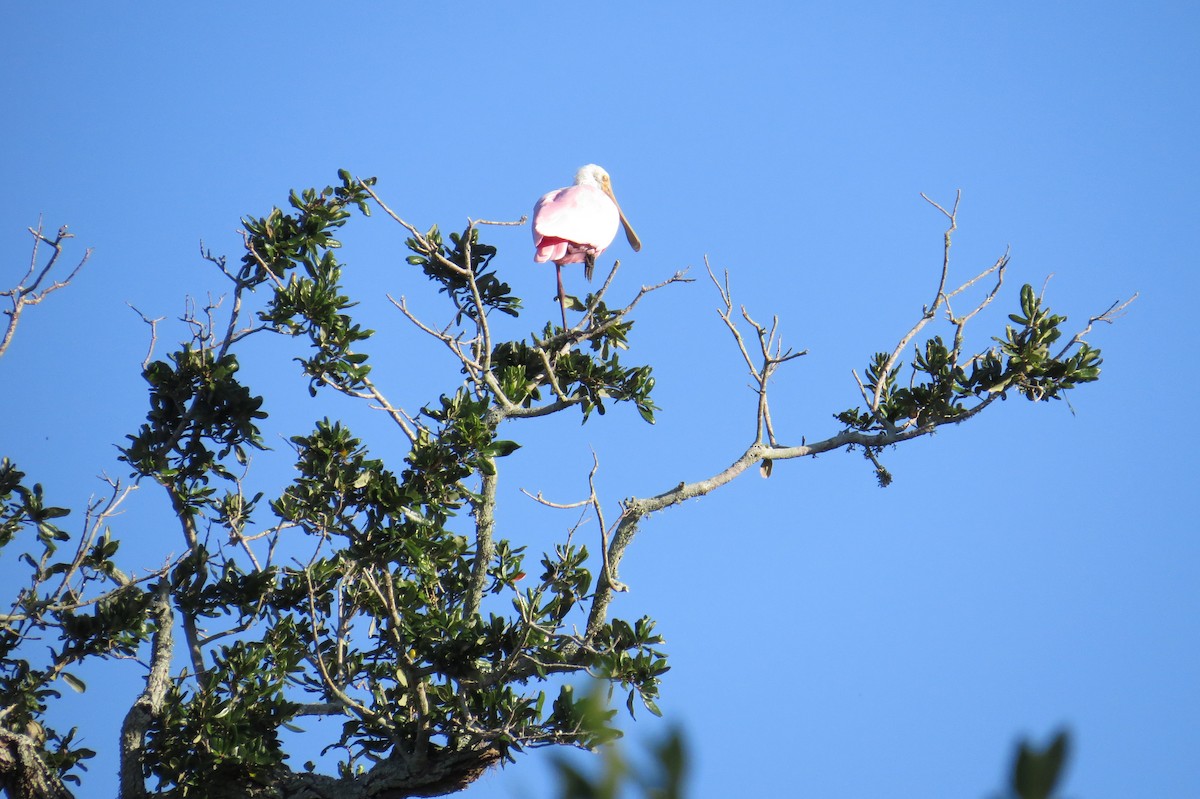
(1, 220), (92, 360)
(118, 581), (173, 799)
(464, 460), (498, 619)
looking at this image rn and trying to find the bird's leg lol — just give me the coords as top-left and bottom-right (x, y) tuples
(584, 252), (596, 281)
(556, 262), (568, 330)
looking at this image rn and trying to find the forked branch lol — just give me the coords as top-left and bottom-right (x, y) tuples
(707, 258), (805, 446)
(582, 193), (1133, 639)
(2, 219), (93, 359)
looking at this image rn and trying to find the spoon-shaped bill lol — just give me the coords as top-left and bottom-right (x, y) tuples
(601, 181), (642, 253)
(618, 208), (642, 252)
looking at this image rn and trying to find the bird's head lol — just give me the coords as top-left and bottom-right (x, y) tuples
(573, 164), (641, 253)
(574, 164), (610, 188)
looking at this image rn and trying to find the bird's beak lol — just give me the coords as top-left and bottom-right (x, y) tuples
(602, 183), (642, 253)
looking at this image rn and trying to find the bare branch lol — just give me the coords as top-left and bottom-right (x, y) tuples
(467, 216), (528, 228)
(1053, 292), (1139, 360)
(2, 219), (93, 359)
(127, 303), (164, 371)
(360, 181), (424, 241)
(707, 258), (805, 446)
(519, 488), (591, 510)
(360, 181), (473, 278)
(361, 377), (419, 444)
(585, 454), (626, 593)
(947, 250), (1008, 362)
(873, 194), (960, 412)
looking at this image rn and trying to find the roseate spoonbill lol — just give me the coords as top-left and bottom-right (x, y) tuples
(532, 165), (641, 327)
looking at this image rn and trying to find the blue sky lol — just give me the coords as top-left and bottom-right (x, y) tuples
(2, 3), (1197, 797)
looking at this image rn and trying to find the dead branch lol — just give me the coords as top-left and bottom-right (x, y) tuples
(2, 219), (93, 360)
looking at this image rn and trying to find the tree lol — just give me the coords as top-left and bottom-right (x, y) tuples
(0, 172), (1132, 798)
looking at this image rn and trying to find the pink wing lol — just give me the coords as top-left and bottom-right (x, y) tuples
(532, 184), (619, 259)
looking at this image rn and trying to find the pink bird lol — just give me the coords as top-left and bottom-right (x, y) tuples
(532, 164), (642, 328)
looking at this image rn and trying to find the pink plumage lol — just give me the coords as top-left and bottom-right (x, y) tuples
(533, 180), (620, 266)
(531, 165), (642, 328)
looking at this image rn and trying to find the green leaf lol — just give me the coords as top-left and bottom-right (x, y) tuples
(490, 440), (522, 457)
(62, 672), (87, 693)
(1012, 729), (1070, 799)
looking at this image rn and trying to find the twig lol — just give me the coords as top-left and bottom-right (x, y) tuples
(467, 216), (529, 228)
(585, 453), (626, 593)
(2, 219), (93, 359)
(520, 488), (591, 510)
(127, 304), (164, 370)
(872, 191), (964, 413)
(707, 259), (805, 445)
(1053, 292), (1139, 360)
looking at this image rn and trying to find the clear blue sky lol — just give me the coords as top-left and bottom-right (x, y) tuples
(2, 3), (1197, 797)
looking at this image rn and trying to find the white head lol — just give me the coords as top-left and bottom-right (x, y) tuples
(574, 164), (610, 187)
(571, 164), (641, 254)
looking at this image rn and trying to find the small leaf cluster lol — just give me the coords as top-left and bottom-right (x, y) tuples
(405, 225), (521, 322)
(0, 459), (142, 784)
(56, 581), (150, 661)
(144, 638), (299, 796)
(168, 544), (275, 624)
(406, 389), (512, 515)
(249, 173), (378, 396)
(548, 683), (621, 750)
(121, 348), (267, 487)
(238, 170), (374, 287)
(0, 458), (71, 554)
(591, 617), (669, 719)
(272, 419), (415, 548)
(481, 544), (670, 748)
(558, 303), (658, 424)
(987, 284), (1102, 401)
(0, 657), (99, 786)
(531, 543), (593, 625)
(837, 284), (1104, 433)
(491, 300), (658, 423)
